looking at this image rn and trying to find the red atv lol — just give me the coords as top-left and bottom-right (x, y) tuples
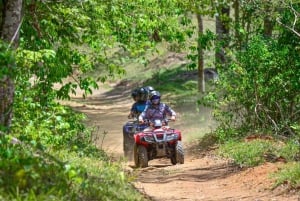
(133, 119), (184, 168)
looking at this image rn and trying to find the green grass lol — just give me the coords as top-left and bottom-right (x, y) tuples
(213, 132), (300, 191)
(218, 140), (274, 167)
(218, 138), (300, 168)
(272, 162), (300, 190)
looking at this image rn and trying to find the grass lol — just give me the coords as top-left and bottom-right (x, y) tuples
(217, 138), (300, 191)
(272, 162), (300, 190)
(54, 150), (147, 201)
(218, 140), (275, 167)
(218, 138), (300, 166)
(0, 137), (146, 201)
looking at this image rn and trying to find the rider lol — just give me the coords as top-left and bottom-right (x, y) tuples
(128, 87), (149, 119)
(138, 90), (176, 129)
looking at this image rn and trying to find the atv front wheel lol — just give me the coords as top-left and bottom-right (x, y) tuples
(176, 141), (184, 164)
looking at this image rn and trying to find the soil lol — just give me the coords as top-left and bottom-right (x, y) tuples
(64, 82), (300, 201)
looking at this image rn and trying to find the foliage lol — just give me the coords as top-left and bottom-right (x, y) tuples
(0, 41), (16, 79)
(207, 35), (300, 141)
(0, 135), (77, 200)
(218, 138), (300, 168)
(218, 137), (300, 191)
(218, 140), (274, 167)
(0, 0), (196, 199)
(19, 0), (193, 102)
(12, 82), (90, 151)
(186, 29), (215, 71)
(1, 0), (300, 198)
(276, 139), (300, 161)
(0, 59), (142, 200)
(0, 135), (144, 201)
(0, 79), (145, 200)
(272, 162), (300, 190)
(146, 65), (198, 96)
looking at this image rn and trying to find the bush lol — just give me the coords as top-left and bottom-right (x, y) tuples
(207, 36), (300, 141)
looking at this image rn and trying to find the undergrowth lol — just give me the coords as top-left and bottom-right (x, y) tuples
(217, 138), (300, 191)
(0, 89), (146, 200)
(272, 162), (300, 190)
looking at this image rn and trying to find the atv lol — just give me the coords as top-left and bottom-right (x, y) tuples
(123, 117), (147, 160)
(133, 119), (184, 168)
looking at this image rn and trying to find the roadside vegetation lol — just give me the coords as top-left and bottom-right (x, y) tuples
(140, 49), (300, 191)
(0, 0), (299, 200)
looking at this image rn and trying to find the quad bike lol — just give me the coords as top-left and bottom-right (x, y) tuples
(133, 119), (184, 168)
(123, 117), (147, 160)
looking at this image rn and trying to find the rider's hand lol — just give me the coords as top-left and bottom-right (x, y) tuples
(171, 116), (176, 121)
(128, 114), (133, 119)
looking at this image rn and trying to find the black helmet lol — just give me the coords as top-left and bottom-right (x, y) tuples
(150, 90), (161, 105)
(137, 87), (148, 101)
(131, 88), (139, 101)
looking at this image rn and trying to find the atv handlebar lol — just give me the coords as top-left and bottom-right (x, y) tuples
(139, 118), (173, 126)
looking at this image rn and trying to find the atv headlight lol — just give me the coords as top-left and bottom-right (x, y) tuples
(167, 134), (178, 141)
(143, 136), (155, 142)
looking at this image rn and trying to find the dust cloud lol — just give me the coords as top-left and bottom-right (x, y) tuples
(170, 100), (218, 143)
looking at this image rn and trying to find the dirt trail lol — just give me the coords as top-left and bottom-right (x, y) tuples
(66, 83), (299, 201)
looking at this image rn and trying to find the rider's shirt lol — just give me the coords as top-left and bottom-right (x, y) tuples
(131, 101), (147, 115)
(139, 103), (176, 122)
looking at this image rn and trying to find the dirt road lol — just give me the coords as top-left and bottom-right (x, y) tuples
(66, 83), (299, 201)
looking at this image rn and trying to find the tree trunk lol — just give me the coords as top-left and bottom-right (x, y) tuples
(263, 1), (274, 37)
(233, 0), (241, 49)
(0, 0), (22, 131)
(196, 13), (205, 93)
(215, 6), (230, 66)
(263, 16), (273, 37)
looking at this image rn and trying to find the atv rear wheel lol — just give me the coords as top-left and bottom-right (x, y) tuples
(133, 143), (138, 167)
(176, 141), (184, 164)
(136, 145), (148, 168)
(123, 128), (134, 160)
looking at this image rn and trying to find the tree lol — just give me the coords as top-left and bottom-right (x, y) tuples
(215, 3), (230, 66)
(180, 0), (215, 92)
(0, 0), (22, 131)
(196, 13), (205, 92)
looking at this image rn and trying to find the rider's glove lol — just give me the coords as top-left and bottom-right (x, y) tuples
(171, 116), (176, 121)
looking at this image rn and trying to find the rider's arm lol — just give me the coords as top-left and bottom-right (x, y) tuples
(138, 111), (145, 123)
(165, 104), (176, 121)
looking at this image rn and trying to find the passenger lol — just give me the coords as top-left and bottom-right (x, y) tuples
(128, 87), (148, 119)
(131, 88), (139, 102)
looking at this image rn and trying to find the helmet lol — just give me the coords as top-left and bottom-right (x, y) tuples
(137, 87), (148, 102)
(131, 88), (139, 101)
(150, 90), (161, 105)
(144, 86), (155, 93)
